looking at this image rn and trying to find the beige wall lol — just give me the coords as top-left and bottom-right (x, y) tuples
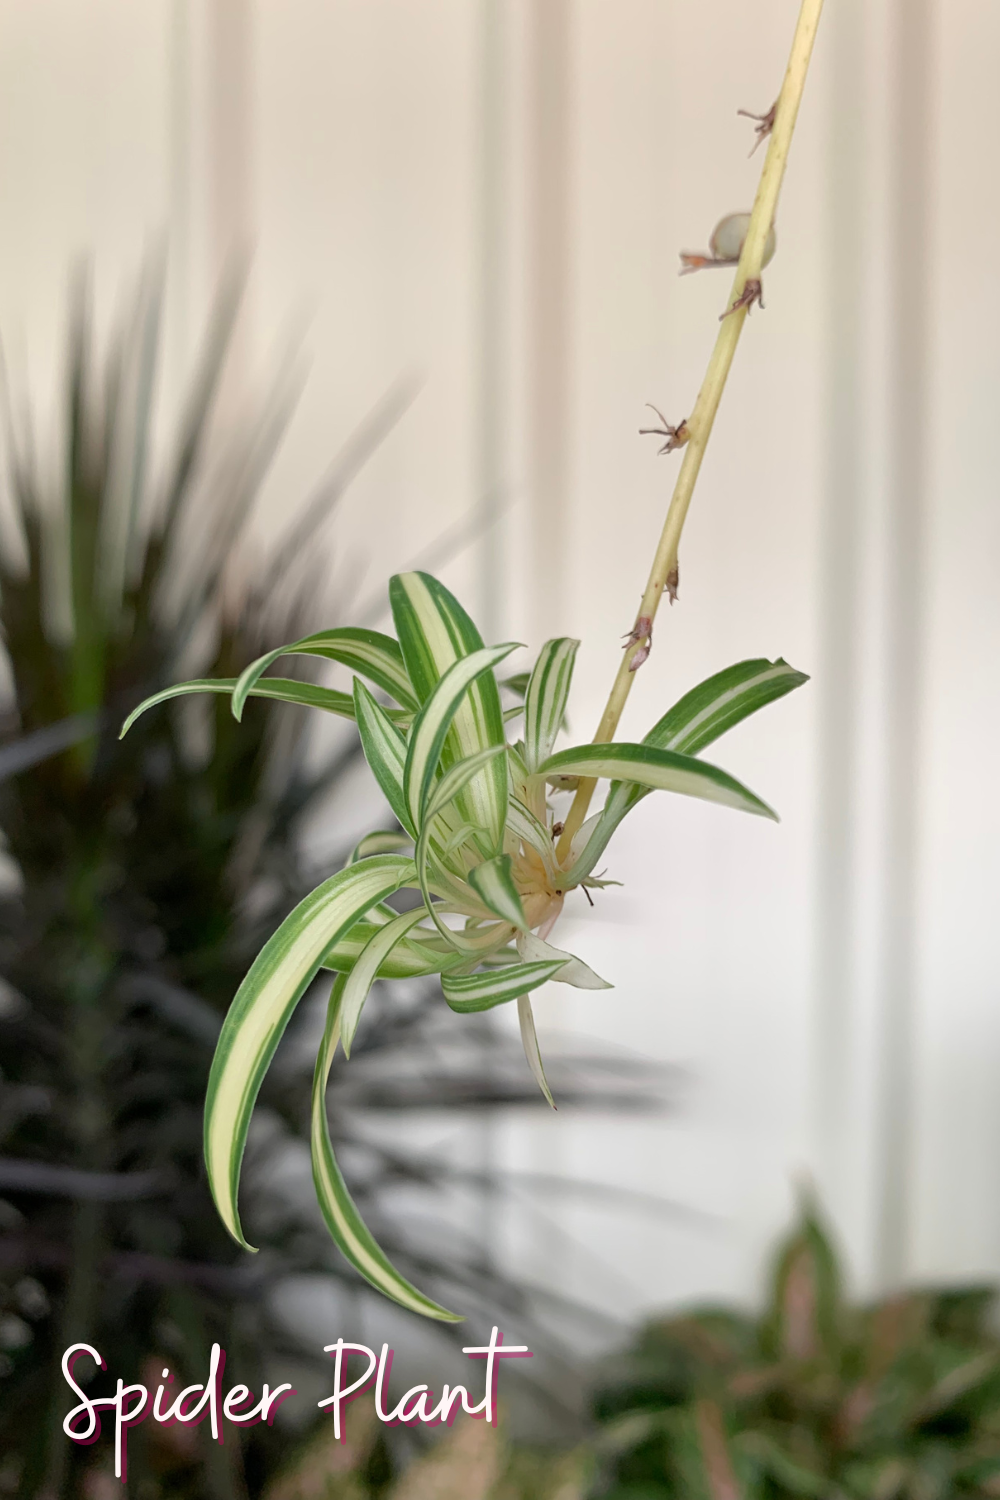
(2, 0), (999, 1322)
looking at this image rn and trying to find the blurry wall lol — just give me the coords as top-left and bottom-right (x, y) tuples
(1, 0), (999, 1324)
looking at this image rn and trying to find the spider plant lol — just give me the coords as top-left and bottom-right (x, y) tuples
(123, 0), (824, 1326)
(0, 266), (652, 1498)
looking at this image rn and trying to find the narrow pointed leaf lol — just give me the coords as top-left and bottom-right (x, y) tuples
(390, 571), (510, 847)
(467, 852), (528, 931)
(353, 678), (415, 836)
(442, 958), (567, 1013)
(204, 854), (415, 1251)
(322, 920), (456, 979)
(340, 906), (430, 1055)
(523, 637), (579, 771)
(403, 643), (517, 831)
(119, 675), (404, 739)
(644, 657), (808, 757)
(506, 797), (557, 885)
(232, 626), (418, 720)
(515, 931), (612, 990)
(347, 830), (413, 865)
(517, 995), (555, 1109)
(311, 977), (461, 1321)
(565, 659), (806, 885)
(413, 744), (512, 956)
(536, 742), (777, 820)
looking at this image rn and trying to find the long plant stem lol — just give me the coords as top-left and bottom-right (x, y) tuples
(556, 0), (825, 864)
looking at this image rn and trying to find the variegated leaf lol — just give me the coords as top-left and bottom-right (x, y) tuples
(353, 679), (415, 837)
(119, 676), (378, 738)
(515, 931), (612, 990)
(390, 571), (511, 848)
(466, 853), (528, 931)
(339, 906), (430, 1055)
(517, 995), (555, 1109)
(403, 643), (517, 833)
(644, 657), (808, 758)
(442, 958), (567, 1013)
(347, 830), (413, 865)
(321, 919), (455, 979)
(232, 626), (418, 719)
(311, 977), (461, 1320)
(564, 660), (806, 886)
(537, 742), (776, 820)
(523, 637), (579, 771)
(413, 745), (513, 957)
(204, 854), (415, 1251)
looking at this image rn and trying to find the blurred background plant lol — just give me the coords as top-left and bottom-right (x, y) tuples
(0, 265), (665, 1499)
(590, 1199), (1000, 1499)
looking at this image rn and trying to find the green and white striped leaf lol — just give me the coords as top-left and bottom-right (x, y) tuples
(353, 679), (415, 837)
(340, 906), (430, 1055)
(517, 995), (555, 1109)
(322, 919), (455, 979)
(466, 853), (528, 931)
(643, 657), (808, 758)
(536, 742), (777, 820)
(311, 977), (461, 1321)
(413, 744), (513, 956)
(347, 830), (413, 865)
(523, 637), (579, 771)
(515, 931), (612, 990)
(232, 626), (418, 720)
(204, 854), (415, 1251)
(119, 676), (382, 738)
(561, 667), (804, 884)
(390, 571), (511, 848)
(403, 643), (517, 833)
(442, 958), (567, 1013)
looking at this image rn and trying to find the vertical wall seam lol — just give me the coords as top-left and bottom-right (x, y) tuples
(874, 0), (933, 1288)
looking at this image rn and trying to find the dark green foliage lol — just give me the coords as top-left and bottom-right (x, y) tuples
(0, 270), (646, 1498)
(592, 1199), (1000, 1499)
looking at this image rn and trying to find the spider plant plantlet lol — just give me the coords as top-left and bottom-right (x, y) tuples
(122, 0), (824, 1323)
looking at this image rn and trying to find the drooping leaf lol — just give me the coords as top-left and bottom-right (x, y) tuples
(441, 958), (567, 1013)
(231, 625), (419, 720)
(353, 678), (415, 836)
(346, 830), (413, 865)
(537, 742), (776, 821)
(321, 919), (455, 979)
(339, 906), (430, 1056)
(523, 637), (579, 771)
(517, 995), (555, 1109)
(515, 931), (612, 991)
(403, 642), (517, 833)
(203, 854), (416, 1251)
(467, 852), (529, 931)
(390, 570), (511, 848)
(311, 977), (461, 1321)
(119, 675), (389, 738)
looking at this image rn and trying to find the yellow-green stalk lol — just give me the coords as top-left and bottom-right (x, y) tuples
(556, 0), (825, 865)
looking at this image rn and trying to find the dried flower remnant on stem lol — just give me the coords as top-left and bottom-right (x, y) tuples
(721, 277), (765, 320)
(640, 405), (690, 456)
(623, 614), (653, 673)
(738, 101), (778, 155)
